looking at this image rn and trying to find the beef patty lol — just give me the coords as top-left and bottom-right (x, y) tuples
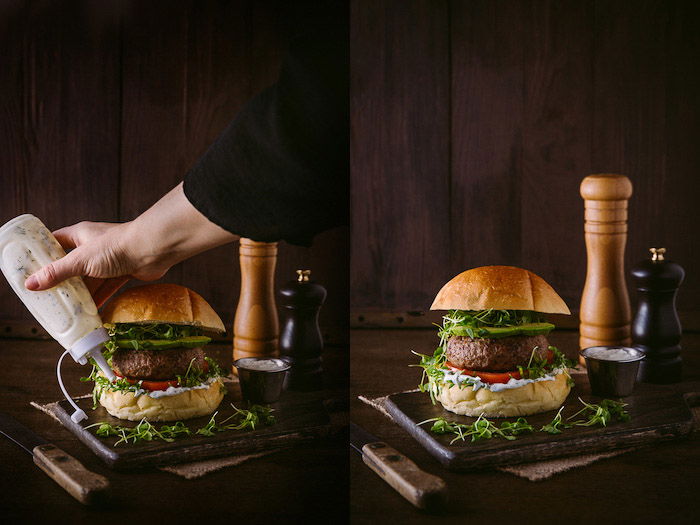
(112, 347), (206, 380)
(445, 335), (549, 371)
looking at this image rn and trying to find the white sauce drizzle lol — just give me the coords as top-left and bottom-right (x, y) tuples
(128, 376), (218, 399)
(442, 367), (565, 392)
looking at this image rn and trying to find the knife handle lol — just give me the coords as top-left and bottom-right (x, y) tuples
(32, 444), (110, 505)
(362, 442), (447, 510)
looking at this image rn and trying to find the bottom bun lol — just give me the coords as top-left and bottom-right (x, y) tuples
(98, 378), (225, 421)
(435, 371), (571, 417)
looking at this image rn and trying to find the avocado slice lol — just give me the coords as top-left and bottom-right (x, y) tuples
(115, 335), (211, 350)
(451, 322), (554, 339)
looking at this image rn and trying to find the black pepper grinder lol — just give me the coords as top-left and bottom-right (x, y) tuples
(279, 269), (327, 391)
(631, 248), (685, 383)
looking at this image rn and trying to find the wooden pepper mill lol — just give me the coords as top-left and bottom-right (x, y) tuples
(233, 239), (279, 370)
(579, 174), (633, 362)
(279, 269), (327, 391)
(632, 248), (685, 384)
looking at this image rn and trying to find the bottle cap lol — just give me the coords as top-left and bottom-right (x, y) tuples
(68, 327), (115, 381)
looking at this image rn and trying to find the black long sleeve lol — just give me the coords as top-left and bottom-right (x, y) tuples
(183, 11), (348, 247)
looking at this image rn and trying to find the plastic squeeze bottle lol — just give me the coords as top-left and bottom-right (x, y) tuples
(0, 214), (115, 422)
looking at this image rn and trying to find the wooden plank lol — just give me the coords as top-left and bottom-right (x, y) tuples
(0, 1), (30, 322)
(449, 0), (526, 278)
(350, 0), (451, 311)
(520, 0), (593, 308)
(119, 1), (190, 288)
(661, 1), (700, 313)
(592, 0), (669, 295)
(0, 1), (121, 322)
(385, 375), (695, 470)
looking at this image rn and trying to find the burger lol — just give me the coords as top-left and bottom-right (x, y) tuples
(416, 266), (575, 417)
(85, 283), (227, 421)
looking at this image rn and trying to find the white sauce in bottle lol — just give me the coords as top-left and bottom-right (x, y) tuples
(0, 215), (103, 349)
(0, 215), (114, 422)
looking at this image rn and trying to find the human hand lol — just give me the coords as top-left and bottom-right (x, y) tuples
(24, 183), (238, 306)
(23, 221), (170, 307)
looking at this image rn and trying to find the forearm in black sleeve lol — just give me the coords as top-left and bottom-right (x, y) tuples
(183, 22), (348, 247)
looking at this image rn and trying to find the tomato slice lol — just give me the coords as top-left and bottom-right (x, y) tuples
(446, 350), (556, 384)
(446, 362), (521, 383)
(114, 372), (178, 391)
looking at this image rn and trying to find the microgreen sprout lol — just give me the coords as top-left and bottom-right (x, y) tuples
(422, 397), (631, 444)
(540, 406), (572, 434)
(419, 414), (534, 444)
(85, 404), (275, 446)
(567, 398), (630, 427)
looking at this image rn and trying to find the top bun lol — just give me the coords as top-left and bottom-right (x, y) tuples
(431, 265), (570, 314)
(101, 283), (226, 333)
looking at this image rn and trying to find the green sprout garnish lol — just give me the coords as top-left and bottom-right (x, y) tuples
(419, 415), (534, 444)
(567, 398), (630, 427)
(540, 406), (572, 434)
(424, 398), (631, 444)
(197, 405), (276, 436)
(85, 404), (275, 446)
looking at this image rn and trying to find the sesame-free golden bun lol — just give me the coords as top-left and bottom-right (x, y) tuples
(435, 371), (571, 417)
(97, 377), (225, 422)
(101, 283), (226, 333)
(430, 265), (570, 315)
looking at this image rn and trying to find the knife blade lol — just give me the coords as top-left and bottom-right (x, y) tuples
(0, 412), (110, 505)
(350, 422), (447, 510)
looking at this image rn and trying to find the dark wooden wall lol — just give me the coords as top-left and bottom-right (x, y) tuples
(351, 0), (700, 325)
(0, 0), (348, 343)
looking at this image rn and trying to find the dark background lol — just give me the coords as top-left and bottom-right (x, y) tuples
(0, 0), (348, 343)
(351, 0), (700, 329)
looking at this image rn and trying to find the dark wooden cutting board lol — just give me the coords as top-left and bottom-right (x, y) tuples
(52, 384), (334, 470)
(385, 374), (696, 471)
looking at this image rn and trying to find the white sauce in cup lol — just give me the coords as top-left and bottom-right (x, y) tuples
(582, 346), (643, 362)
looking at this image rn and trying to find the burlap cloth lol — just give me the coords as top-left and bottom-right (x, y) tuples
(358, 380), (700, 482)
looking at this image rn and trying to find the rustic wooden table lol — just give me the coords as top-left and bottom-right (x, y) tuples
(0, 340), (348, 522)
(351, 329), (700, 524)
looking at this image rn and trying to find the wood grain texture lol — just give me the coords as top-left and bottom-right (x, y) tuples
(0, 1), (121, 321)
(351, 0), (700, 318)
(520, 0), (593, 303)
(0, 1), (348, 341)
(361, 441), (447, 510)
(350, 0), (450, 309)
(450, 0), (526, 278)
(32, 444), (110, 505)
(592, 0), (670, 309)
